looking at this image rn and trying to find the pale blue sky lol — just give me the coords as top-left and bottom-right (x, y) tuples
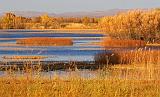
(0, 0), (160, 13)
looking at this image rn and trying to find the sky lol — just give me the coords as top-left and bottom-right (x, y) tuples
(0, 0), (160, 13)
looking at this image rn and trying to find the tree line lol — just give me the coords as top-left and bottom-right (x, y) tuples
(99, 9), (160, 43)
(0, 13), (98, 29)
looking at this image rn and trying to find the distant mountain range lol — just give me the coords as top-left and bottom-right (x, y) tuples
(0, 9), (141, 17)
(55, 9), (128, 17)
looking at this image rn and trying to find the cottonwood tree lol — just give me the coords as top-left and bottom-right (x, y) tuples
(99, 9), (160, 43)
(40, 14), (59, 29)
(82, 16), (90, 25)
(1, 13), (16, 29)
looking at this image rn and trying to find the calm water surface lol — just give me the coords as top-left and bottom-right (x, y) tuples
(0, 30), (106, 62)
(0, 30), (160, 79)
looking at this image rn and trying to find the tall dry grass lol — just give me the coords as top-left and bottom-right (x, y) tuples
(95, 49), (160, 65)
(101, 37), (146, 47)
(0, 64), (160, 97)
(0, 76), (159, 97)
(16, 37), (73, 46)
(0, 47), (159, 97)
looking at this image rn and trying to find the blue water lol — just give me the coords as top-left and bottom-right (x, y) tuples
(0, 32), (103, 38)
(0, 30), (105, 62)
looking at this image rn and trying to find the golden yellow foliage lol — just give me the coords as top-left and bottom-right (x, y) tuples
(99, 9), (160, 43)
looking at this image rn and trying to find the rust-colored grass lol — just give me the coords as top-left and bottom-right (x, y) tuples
(101, 37), (146, 47)
(16, 37), (73, 46)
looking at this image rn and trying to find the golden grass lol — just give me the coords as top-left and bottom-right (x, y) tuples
(147, 43), (160, 46)
(0, 44), (159, 97)
(0, 77), (159, 97)
(95, 49), (160, 65)
(117, 49), (160, 64)
(0, 55), (160, 97)
(0, 43), (18, 47)
(110, 64), (160, 80)
(2, 56), (47, 59)
(0, 65), (160, 97)
(101, 37), (146, 47)
(16, 37), (73, 46)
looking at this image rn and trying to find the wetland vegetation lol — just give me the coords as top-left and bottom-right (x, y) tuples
(0, 8), (160, 97)
(16, 37), (73, 46)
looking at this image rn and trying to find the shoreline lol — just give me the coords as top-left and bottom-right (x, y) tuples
(0, 29), (106, 34)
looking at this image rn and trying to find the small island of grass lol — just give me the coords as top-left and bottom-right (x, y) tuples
(2, 56), (47, 60)
(16, 37), (73, 46)
(101, 37), (146, 48)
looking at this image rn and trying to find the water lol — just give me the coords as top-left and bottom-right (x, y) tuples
(0, 30), (105, 62)
(0, 30), (160, 79)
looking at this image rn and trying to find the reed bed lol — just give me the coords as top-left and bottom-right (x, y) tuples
(0, 66), (159, 97)
(0, 41), (160, 97)
(109, 64), (160, 80)
(16, 37), (73, 46)
(101, 37), (146, 47)
(0, 56), (159, 97)
(0, 78), (159, 97)
(95, 49), (160, 65)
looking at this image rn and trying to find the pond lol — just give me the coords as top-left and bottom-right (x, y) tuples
(0, 30), (106, 62)
(0, 30), (160, 79)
